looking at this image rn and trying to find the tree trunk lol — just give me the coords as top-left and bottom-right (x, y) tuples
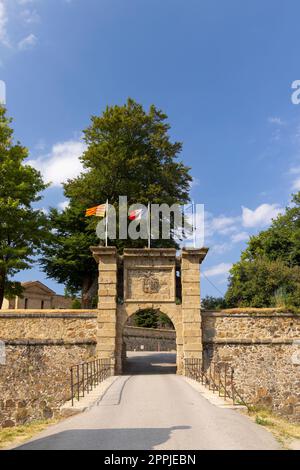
(81, 276), (98, 308)
(0, 270), (5, 309)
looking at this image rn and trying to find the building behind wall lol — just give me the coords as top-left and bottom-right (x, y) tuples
(1, 281), (76, 310)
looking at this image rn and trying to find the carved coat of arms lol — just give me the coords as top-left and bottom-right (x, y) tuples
(143, 273), (160, 294)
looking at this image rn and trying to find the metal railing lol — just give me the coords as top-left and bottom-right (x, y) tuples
(184, 358), (249, 409)
(70, 358), (113, 406)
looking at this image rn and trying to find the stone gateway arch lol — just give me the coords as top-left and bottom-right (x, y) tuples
(91, 247), (208, 374)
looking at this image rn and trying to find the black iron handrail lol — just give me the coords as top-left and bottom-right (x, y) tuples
(184, 358), (249, 409)
(70, 358), (113, 406)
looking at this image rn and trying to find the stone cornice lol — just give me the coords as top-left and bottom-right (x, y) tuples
(0, 339), (97, 346)
(202, 311), (300, 318)
(0, 311), (97, 319)
(203, 338), (300, 345)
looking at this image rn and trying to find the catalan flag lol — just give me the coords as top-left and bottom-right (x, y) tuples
(85, 203), (106, 217)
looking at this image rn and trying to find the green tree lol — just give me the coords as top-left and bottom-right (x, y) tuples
(41, 208), (98, 306)
(157, 312), (174, 329)
(71, 299), (82, 309)
(201, 296), (227, 311)
(225, 193), (300, 308)
(41, 99), (192, 306)
(241, 193), (300, 267)
(0, 106), (48, 308)
(225, 258), (300, 308)
(134, 309), (159, 328)
(133, 309), (175, 329)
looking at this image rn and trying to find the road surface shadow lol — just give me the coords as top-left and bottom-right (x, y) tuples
(123, 352), (177, 375)
(15, 426), (190, 450)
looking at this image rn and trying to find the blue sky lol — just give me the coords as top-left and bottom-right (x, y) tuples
(1, 0), (300, 297)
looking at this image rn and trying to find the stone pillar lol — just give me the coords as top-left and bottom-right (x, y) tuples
(90, 247), (118, 373)
(181, 248), (208, 371)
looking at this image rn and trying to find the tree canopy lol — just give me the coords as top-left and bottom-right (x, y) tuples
(133, 309), (174, 329)
(0, 106), (48, 308)
(41, 99), (192, 305)
(240, 193), (300, 267)
(201, 296), (227, 311)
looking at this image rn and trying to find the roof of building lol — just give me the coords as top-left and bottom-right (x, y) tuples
(21, 281), (56, 295)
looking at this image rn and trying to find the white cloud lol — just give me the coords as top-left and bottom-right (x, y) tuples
(0, 1), (9, 47)
(28, 139), (87, 186)
(268, 117), (286, 126)
(271, 128), (281, 142)
(289, 166), (300, 190)
(34, 139), (46, 151)
(231, 231), (249, 243)
(18, 32), (37, 50)
(292, 177), (300, 191)
(58, 200), (69, 211)
(267, 117), (286, 142)
(203, 263), (232, 277)
(210, 243), (232, 255)
(0, 0), (73, 53)
(20, 8), (40, 24)
(40, 207), (48, 215)
(242, 203), (282, 228)
(190, 177), (200, 188)
(211, 216), (236, 231)
(289, 166), (300, 175)
(18, 1), (35, 4)
(205, 214), (239, 237)
(0, 0), (40, 51)
(0, 79), (5, 104)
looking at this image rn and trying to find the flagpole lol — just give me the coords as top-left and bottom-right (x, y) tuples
(105, 199), (109, 247)
(148, 202), (151, 249)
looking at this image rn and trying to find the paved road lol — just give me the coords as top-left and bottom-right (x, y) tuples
(16, 353), (280, 450)
(123, 351), (177, 375)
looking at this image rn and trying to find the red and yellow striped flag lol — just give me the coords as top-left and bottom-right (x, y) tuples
(85, 203), (106, 217)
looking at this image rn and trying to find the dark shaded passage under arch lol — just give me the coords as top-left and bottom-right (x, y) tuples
(122, 308), (177, 375)
(123, 351), (177, 375)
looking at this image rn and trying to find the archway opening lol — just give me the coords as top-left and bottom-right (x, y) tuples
(122, 309), (177, 375)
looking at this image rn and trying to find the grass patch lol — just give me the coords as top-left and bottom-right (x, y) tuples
(255, 415), (273, 427)
(248, 408), (300, 449)
(0, 419), (58, 450)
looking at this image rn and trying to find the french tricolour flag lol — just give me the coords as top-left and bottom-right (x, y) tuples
(128, 208), (144, 221)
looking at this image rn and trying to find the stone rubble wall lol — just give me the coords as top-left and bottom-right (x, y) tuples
(0, 312), (175, 428)
(0, 344), (95, 428)
(202, 311), (300, 342)
(0, 311), (97, 342)
(0, 311), (97, 428)
(123, 326), (176, 352)
(0, 309), (300, 427)
(51, 295), (78, 309)
(202, 312), (300, 422)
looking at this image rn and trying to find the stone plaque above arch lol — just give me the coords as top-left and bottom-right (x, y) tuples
(123, 249), (176, 303)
